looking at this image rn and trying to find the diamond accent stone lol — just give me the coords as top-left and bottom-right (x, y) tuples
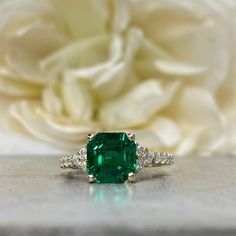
(136, 144), (148, 171)
(154, 152), (162, 164)
(145, 152), (155, 165)
(153, 152), (174, 165)
(60, 147), (87, 170)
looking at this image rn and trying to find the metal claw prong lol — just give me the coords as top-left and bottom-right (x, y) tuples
(87, 133), (94, 141)
(127, 172), (136, 183)
(127, 132), (135, 141)
(88, 175), (95, 183)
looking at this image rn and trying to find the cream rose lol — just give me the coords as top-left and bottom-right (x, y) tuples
(0, 0), (236, 155)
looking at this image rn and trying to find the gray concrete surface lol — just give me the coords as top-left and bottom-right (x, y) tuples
(0, 155), (235, 236)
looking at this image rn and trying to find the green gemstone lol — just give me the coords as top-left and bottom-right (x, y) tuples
(86, 132), (137, 183)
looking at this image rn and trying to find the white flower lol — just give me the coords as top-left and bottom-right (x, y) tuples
(0, 0), (236, 155)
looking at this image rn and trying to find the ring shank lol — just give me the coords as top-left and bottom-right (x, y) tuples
(147, 152), (174, 166)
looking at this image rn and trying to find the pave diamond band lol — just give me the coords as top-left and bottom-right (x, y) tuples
(60, 132), (174, 183)
(136, 144), (173, 171)
(60, 145), (173, 171)
(60, 147), (87, 170)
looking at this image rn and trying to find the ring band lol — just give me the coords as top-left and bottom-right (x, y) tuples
(60, 132), (174, 183)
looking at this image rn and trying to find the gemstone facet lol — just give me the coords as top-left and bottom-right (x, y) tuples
(86, 132), (137, 183)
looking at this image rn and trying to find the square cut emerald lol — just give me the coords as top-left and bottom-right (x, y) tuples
(86, 132), (137, 183)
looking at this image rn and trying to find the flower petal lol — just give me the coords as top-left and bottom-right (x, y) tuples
(40, 34), (110, 78)
(133, 116), (181, 150)
(42, 88), (63, 115)
(176, 126), (227, 155)
(64, 34), (123, 80)
(0, 0), (50, 44)
(92, 62), (128, 99)
(0, 77), (41, 97)
(112, 0), (130, 33)
(0, 66), (42, 97)
(93, 28), (143, 99)
(154, 58), (206, 76)
(5, 19), (67, 84)
(0, 94), (17, 127)
(100, 79), (180, 129)
(49, 0), (107, 39)
(62, 77), (94, 121)
(10, 101), (96, 149)
(174, 86), (226, 128)
(172, 86), (227, 154)
(6, 49), (45, 85)
(131, 0), (230, 92)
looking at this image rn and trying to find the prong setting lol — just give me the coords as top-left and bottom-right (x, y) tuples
(87, 133), (94, 141)
(127, 172), (136, 183)
(88, 175), (95, 183)
(127, 132), (135, 141)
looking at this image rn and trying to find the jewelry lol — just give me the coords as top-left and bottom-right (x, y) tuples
(60, 132), (174, 183)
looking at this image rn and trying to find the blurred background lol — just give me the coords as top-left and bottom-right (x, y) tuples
(0, 0), (236, 156)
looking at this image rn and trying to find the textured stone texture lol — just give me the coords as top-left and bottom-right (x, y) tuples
(0, 155), (236, 236)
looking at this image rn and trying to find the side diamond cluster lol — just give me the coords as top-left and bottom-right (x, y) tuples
(136, 143), (174, 172)
(60, 147), (87, 171)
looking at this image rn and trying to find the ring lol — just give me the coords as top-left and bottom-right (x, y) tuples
(60, 132), (174, 183)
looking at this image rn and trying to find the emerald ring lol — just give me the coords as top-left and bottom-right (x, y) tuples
(60, 132), (174, 183)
